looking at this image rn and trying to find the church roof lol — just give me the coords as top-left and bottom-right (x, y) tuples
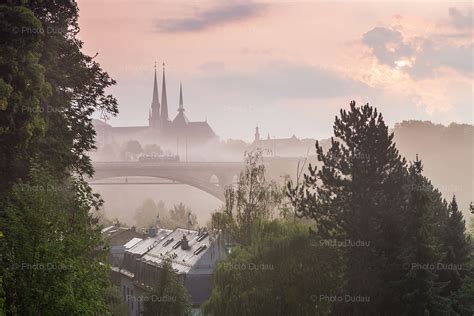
(188, 121), (216, 138)
(173, 111), (189, 127)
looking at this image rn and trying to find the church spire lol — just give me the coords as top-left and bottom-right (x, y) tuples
(178, 82), (184, 112)
(149, 62), (161, 127)
(161, 62), (169, 121)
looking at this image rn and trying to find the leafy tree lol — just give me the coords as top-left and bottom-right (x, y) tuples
(134, 199), (197, 231)
(0, 4), (51, 192)
(288, 101), (408, 314)
(219, 150), (283, 246)
(134, 199), (167, 230)
(143, 258), (192, 316)
(144, 144), (163, 156)
(124, 140), (143, 155)
(0, 1), (117, 315)
(0, 164), (110, 315)
(205, 150), (343, 315)
(203, 220), (343, 316)
(167, 202), (196, 229)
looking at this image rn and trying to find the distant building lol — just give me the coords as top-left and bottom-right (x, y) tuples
(102, 225), (144, 267)
(94, 64), (217, 151)
(250, 126), (316, 157)
(111, 227), (225, 316)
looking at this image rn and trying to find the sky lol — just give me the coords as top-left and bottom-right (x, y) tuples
(77, 0), (473, 142)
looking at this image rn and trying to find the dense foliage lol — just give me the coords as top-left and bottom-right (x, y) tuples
(0, 1), (117, 315)
(143, 259), (192, 316)
(288, 101), (473, 315)
(205, 102), (473, 315)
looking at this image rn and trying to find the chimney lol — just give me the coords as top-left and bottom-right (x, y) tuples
(155, 215), (161, 229)
(180, 234), (189, 250)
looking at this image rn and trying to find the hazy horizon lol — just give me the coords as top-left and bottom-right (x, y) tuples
(78, 0), (473, 142)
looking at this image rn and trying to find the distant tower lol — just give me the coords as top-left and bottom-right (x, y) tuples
(178, 82), (184, 113)
(254, 126), (260, 142)
(161, 63), (169, 123)
(173, 83), (189, 127)
(149, 63), (161, 128)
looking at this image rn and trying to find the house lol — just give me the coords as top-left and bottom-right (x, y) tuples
(113, 227), (225, 316)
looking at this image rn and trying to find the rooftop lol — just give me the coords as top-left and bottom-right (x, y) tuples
(140, 228), (212, 274)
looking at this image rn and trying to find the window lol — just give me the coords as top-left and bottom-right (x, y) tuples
(172, 240), (182, 249)
(194, 245), (208, 255)
(163, 238), (174, 247)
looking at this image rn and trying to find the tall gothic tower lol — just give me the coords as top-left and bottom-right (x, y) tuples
(148, 65), (161, 128)
(161, 63), (169, 124)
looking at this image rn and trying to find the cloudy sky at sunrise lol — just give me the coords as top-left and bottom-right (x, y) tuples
(77, 0), (473, 141)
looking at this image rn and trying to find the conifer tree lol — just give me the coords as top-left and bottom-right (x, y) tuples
(439, 197), (471, 295)
(438, 197), (473, 314)
(398, 157), (449, 315)
(289, 101), (408, 314)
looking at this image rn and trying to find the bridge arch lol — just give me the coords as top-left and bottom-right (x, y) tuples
(90, 162), (245, 202)
(209, 174), (219, 187)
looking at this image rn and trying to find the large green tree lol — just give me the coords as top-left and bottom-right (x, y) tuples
(0, 165), (110, 315)
(0, 1), (117, 315)
(205, 150), (343, 315)
(203, 220), (343, 316)
(289, 101), (408, 314)
(0, 4), (50, 192)
(218, 150), (283, 246)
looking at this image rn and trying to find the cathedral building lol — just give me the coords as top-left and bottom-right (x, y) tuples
(94, 65), (217, 149)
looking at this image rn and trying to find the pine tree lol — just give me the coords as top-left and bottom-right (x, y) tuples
(439, 197), (471, 295)
(437, 196), (473, 314)
(289, 101), (407, 314)
(398, 157), (449, 315)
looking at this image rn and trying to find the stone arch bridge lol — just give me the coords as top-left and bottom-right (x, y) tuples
(91, 161), (245, 202)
